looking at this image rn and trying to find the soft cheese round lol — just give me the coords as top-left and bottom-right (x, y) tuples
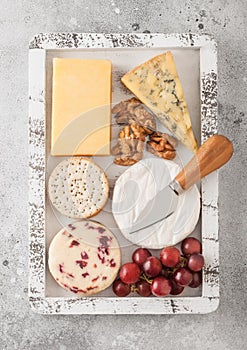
(112, 158), (200, 249)
(48, 157), (109, 219)
(48, 221), (121, 296)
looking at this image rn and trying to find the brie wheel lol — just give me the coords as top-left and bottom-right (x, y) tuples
(112, 158), (200, 249)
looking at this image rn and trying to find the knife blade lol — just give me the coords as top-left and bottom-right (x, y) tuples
(128, 180), (180, 234)
(129, 135), (233, 234)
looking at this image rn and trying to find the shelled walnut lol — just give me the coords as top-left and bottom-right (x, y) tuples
(112, 123), (146, 166)
(112, 99), (178, 166)
(112, 97), (156, 131)
(146, 131), (177, 160)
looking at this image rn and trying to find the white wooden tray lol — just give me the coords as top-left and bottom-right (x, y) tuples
(29, 33), (218, 314)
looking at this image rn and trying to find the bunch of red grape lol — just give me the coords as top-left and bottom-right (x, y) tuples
(113, 237), (204, 297)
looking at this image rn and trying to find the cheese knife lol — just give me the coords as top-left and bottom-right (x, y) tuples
(129, 135), (233, 234)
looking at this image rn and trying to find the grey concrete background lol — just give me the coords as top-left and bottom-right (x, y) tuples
(1, 0), (246, 349)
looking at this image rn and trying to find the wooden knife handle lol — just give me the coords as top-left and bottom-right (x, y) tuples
(175, 135), (233, 190)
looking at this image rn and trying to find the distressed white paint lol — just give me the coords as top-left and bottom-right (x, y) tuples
(29, 33), (218, 314)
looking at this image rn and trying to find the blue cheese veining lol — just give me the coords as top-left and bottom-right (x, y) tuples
(121, 52), (198, 153)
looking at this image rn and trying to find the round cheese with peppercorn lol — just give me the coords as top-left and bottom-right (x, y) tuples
(48, 221), (121, 296)
(112, 158), (200, 249)
(48, 157), (109, 219)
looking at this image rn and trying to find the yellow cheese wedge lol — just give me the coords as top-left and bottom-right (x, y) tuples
(51, 58), (112, 156)
(121, 52), (198, 153)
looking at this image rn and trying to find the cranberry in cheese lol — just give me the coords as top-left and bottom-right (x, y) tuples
(48, 221), (121, 296)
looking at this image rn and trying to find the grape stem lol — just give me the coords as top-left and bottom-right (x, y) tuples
(130, 284), (138, 293)
(171, 256), (188, 274)
(180, 256), (188, 268)
(140, 273), (153, 284)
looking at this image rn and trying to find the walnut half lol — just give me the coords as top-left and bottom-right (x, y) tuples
(112, 97), (156, 131)
(112, 122), (146, 166)
(146, 131), (177, 160)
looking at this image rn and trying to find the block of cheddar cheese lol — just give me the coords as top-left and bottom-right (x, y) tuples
(51, 58), (112, 156)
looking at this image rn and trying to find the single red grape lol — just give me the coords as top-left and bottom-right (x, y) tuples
(136, 280), (151, 297)
(174, 267), (193, 286)
(160, 246), (181, 267)
(151, 276), (172, 297)
(119, 262), (141, 284)
(170, 279), (184, 295)
(143, 256), (162, 277)
(181, 237), (202, 255)
(189, 272), (202, 288)
(113, 278), (131, 297)
(132, 248), (152, 267)
(187, 254), (204, 272)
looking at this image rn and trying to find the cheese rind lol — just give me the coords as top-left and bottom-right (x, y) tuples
(48, 157), (109, 219)
(112, 158), (200, 248)
(48, 221), (121, 296)
(51, 58), (112, 156)
(121, 52), (198, 153)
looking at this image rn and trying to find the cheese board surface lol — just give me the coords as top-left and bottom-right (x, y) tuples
(29, 33), (218, 314)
